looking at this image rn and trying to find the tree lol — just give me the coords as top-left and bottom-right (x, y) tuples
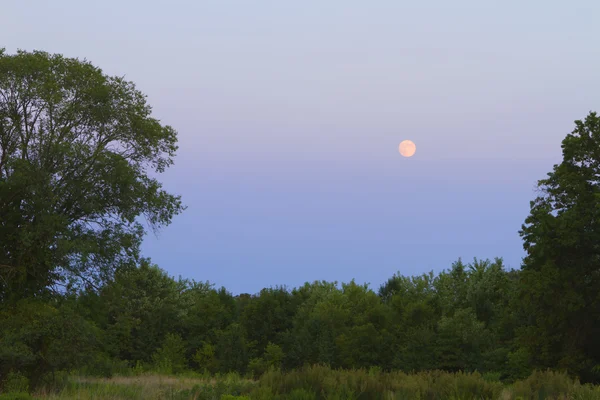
(384, 272), (440, 371)
(0, 298), (98, 387)
(193, 341), (218, 374)
(0, 49), (184, 301)
(239, 287), (295, 360)
(285, 281), (341, 368)
(180, 284), (237, 358)
(334, 281), (392, 369)
(519, 111), (600, 381)
(92, 260), (184, 364)
(285, 280), (392, 370)
(247, 342), (284, 378)
(215, 323), (248, 373)
(152, 333), (187, 374)
(435, 308), (491, 372)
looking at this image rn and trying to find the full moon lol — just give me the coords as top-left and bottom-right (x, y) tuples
(399, 140), (416, 157)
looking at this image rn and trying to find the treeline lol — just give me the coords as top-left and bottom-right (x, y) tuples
(2, 257), (525, 384)
(1, 50), (600, 391)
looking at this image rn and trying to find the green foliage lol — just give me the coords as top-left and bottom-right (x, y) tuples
(286, 280), (393, 370)
(505, 348), (533, 382)
(0, 49), (184, 301)
(216, 324), (249, 374)
(239, 287), (296, 361)
(0, 254), (527, 387)
(75, 353), (131, 378)
(180, 284), (237, 363)
(435, 308), (491, 372)
(247, 358), (267, 379)
(1, 371), (29, 394)
(247, 343), (284, 379)
(0, 299), (97, 388)
(518, 111), (600, 380)
(86, 260), (185, 364)
(194, 342), (218, 374)
(287, 388), (317, 400)
(152, 333), (187, 375)
(264, 343), (284, 369)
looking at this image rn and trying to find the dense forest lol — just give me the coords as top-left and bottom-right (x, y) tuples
(2, 50), (600, 396)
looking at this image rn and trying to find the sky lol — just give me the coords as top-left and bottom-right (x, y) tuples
(3, 0), (600, 294)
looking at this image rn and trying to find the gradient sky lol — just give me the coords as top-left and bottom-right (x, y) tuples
(4, 1), (600, 294)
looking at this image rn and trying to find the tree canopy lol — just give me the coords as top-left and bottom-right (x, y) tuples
(0, 49), (184, 301)
(519, 111), (600, 380)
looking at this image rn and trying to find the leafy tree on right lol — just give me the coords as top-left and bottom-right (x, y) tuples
(518, 111), (600, 382)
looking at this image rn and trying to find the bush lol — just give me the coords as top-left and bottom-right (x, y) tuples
(0, 300), (97, 388)
(194, 342), (218, 374)
(77, 353), (131, 378)
(254, 365), (507, 399)
(1, 372), (29, 394)
(152, 333), (187, 374)
(287, 388), (317, 400)
(264, 343), (284, 369)
(449, 371), (503, 399)
(511, 369), (575, 399)
(248, 357), (267, 379)
(249, 386), (275, 400)
(505, 348), (533, 382)
(482, 371), (502, 382)
(187, 373), (256, 400)
(569, 384), (600, 400)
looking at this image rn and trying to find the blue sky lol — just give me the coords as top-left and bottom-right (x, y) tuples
(4, 1), (600, 294)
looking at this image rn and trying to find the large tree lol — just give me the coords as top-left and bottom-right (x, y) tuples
(0, 49), (184, 301)
(519, 111), (600, 381)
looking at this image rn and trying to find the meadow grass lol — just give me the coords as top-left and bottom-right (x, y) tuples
(2, 367), (599, 399)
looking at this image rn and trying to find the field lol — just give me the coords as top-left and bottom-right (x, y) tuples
(4, 366), (600, 400)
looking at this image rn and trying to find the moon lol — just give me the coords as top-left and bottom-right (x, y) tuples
(399, 140), (416, 157)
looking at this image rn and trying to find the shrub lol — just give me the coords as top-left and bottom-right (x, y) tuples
(152, 333), (187, 374)
(0, 301), (97, 388)
(77, 353), (130, 378)
(255, 365), (507, 400)
(1, 372), (29, 394)
(194, 342), (218, 374)
(511, 369), (575, 399)
(287, 388), (317, 400)
(570, 383), (600, 400)
(504, 348), (533, 382)
(248, 358), (267, 379)
(450, 371), (503, 399)
(482, 371), (502, 382)
(249, 386), (275, 400)
(264, 343), (284, 369)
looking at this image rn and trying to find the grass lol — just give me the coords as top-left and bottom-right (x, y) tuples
(32, 374), (249, 400)
(2, 367), (600, 399)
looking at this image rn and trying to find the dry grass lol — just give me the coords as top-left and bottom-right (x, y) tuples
(34, 374), (221, 400)
(73, 374), (214, 388)
(27, 369), (600, 400)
